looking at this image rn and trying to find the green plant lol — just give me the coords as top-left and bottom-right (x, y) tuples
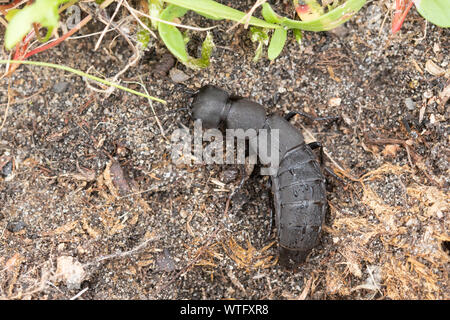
(2, 0), (367, 70)
(153, 0), (280, 68)
(157, 0), (366, 63)
(0, 60), (167, 103)
(1, 0), (102, 75)
(258, 0), (366, 60)
(392, 0), (450, 33)
(249, 27), (270, 62)
(157, 4), (216, 69)
(416, 0), (450, 28)
(4, 0), (70, 50)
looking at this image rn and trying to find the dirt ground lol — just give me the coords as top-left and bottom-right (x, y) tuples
(0, 0), (448, 300)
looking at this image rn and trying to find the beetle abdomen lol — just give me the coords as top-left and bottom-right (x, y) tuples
(272, 144), (327, 266)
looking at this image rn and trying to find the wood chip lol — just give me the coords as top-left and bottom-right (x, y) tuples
(439, 82), (450, 107)
(328, 97), (342, 107)
(56, 256), (86, 290)
(103, 160), (132, 197)
(382, 144), (400, 157)
(46, 127), (70, 142)
(4, 253), (24, 272)
(82, 219), (101, 238)
(64, 166), (96, 182)
(327, 66), (341, 82)
(425, 60), (445, 77)
(43, 220), (79, 237)
(298, 276), (313, 300)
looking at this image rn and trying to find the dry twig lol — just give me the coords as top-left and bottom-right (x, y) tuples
(227, 0), (267, 32)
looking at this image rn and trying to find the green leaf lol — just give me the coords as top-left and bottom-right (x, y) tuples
(268, 28), (287, 60)
(5, 9), (20, 21)
(158, 5), (189, 62)
(250, 26), (269, 43)
(263, 0), (366, 31)
(5, 0), (69, 50)
(261, 3), (282, 24)
(415, 0), (450, 28)
(249, 27), (269, 62)
(186, 31), (215, 69)
(148, 0), (164, 29)
(200, 32), (214, 63)
(137, 28), (151, 48)
(293, 29), (303, 45)
(162, 0), (279, 28)
(253, 41), (264, 62)
(158, 5), (215, 69)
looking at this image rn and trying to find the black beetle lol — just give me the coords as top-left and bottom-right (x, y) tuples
(191, 85), (328, 267)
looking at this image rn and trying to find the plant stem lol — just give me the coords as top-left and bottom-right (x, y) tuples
(0, 60), (167, 104)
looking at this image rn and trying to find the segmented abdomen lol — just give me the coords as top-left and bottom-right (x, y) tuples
(271, 143), (327, 265)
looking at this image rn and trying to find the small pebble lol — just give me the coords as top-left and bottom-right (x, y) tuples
(231, 192), (248, 212)
(328, 25), (349, 38)
(57, 243), (66, 252)
(430, 114), (436, 124)
(222, 169), (239, 184)
(433, 43), (441, 53)
(156, 249), (176, 272)
(56, 256), (86, 290)
(1, 160), (13, 177)
(405, 218), (418, 227)
(405, 98), (415, 111)
(6, 221), (26, 233)
(179, 209), (188, 218)
(152, 53), (175, 76)
(169, 68), (190, 83)
(423, 91), (433, 99)
(52, 81), (69, 94)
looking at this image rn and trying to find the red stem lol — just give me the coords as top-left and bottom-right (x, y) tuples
(0, 0), (22, 14)
(24, 15), (91, 59)
(392, 0), (414, 33)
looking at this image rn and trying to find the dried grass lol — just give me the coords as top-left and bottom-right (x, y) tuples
(329, 163), (449, 299)
(222, 237), (277, 271)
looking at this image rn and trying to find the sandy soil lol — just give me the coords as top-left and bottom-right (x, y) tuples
(0, 0), (448, 299)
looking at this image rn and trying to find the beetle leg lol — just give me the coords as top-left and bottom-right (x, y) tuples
(323, 166), (344, 183)
(227, 164), (248, 205)
(284, 111), (339, 123)
(185, 89), (198, 96)
(268, 207), (274, 238)
(308, 142), (345, 183)
(266, 178), (275, 238)
(308, 141), (324, 165)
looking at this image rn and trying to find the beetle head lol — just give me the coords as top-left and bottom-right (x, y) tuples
(191, 85), (229, 129)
